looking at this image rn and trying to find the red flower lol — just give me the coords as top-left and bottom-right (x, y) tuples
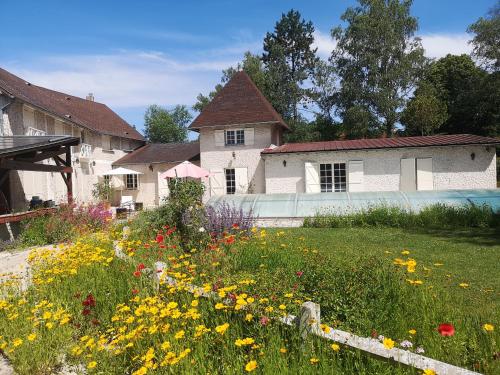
(156, 234), (164, 244)
(82, 308), (91, 316)
(91, 318), (100, 325)
(82, 294), (96, 307)
(296, 271), (304, 277)
(225, 236), (235, 245)
(438, 323), (455, 336)
(144, 244), (151, 248)
(132, 289), (139, 295)
(137, 263), (145, 271)
(133, 271), (141, 278)
(232, 224), (239, 229)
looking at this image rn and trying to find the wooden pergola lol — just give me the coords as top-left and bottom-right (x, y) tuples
(0, 135), (80, 212)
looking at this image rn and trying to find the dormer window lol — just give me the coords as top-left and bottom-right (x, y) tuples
(225, 129), (245, 146)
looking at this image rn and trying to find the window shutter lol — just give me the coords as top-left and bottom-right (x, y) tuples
(348, 161), (364, 192)
(214, 130), (225, 147)
(244, 128), (254, 146)
(417, 158), (433, 190)
(304, 162), (320, 193)
(400, 158), (416, 191)
(209, 169), (224, 196)
(234, 167), (249, 194)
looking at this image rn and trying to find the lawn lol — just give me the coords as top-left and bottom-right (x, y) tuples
(0, 223), (498, 374)
(280, 227), (500, 317)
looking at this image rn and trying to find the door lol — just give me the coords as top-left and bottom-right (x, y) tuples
(400, 158), (416, 191)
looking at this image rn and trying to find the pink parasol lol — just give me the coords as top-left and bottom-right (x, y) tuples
(160, 161), (211, 179)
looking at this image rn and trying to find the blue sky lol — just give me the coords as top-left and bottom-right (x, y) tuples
(0, 0), (496, 136)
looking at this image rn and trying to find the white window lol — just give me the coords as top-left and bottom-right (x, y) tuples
(320, 163), (346, 192)
(125, 174), (138, 190)
(225, 129), (245, 146)
(225, 168), (236, 194)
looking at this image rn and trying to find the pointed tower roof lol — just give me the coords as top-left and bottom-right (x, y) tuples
(189, 71), (289, 130)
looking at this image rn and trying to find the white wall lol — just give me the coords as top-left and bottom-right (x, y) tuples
(200, 123), (278, 197)
(264, 145), (497, 194)
(6, 103), (143, 210)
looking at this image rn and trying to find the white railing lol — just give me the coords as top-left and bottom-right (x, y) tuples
(26, 127), (47, 136)
(79, 143), (92, 159)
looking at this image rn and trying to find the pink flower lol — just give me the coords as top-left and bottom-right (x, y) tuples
(260, 316), (270, 326)
(296, 271), (304, 277)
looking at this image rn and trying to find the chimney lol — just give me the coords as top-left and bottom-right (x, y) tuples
(86, 93), (94, 101)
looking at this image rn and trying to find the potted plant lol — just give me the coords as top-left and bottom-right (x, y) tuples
(92, 179), (113, 209)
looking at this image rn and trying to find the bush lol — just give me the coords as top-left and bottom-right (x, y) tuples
(19, 203), (111, 246)
(205, 202), (255, 236)
(303, 203), (499, 229)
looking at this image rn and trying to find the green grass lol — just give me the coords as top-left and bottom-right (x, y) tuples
(281, 227), (500, 316)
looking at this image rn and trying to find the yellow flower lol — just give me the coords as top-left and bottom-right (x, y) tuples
(13, 338), (23, 347)
(87, 361), (97, 369)
(235, 337), (255, 347)
(27, 333), (37, 342)
(161, 341), (171, 350)
(279, 304), (286, 310)
(174, 330), (185, 339)
(331, 343), (340, 351)
(401, 250), (410, 255)
(215, 323), (229, 335)
(310, 357), (319, 365)
(408, 329), (416, 335)
(245, 360), (257, 372)
(422, 370), (436, 375)
(42, 311), (52, 320)
(320, 324), (331, 333)
(46, 322), (54, 329)
(383, 338), (395, 349)
(245, 314), (253, 322)
(483, 323), (494, 332)
(215, 303), (226, 310)
(280, 348), (287, 353)
(191, 300), (199, 307)
(459, 283), (469, 288)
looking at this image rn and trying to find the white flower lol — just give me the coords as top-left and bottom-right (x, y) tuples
(377, 335), (385, 342)
(400, 340), (413, 348)
(416, 347), (425, 354)
(198, 227), (205, 233)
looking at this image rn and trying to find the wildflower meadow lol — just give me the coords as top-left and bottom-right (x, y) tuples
(0, 203), (498, 374)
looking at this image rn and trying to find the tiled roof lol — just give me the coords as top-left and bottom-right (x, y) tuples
(0, 67), (145, 141)
(113, 142), (200, 165)
(189, 71), (289, 130)
(262, 134), (500, 154)
(0, 135), (80, 158)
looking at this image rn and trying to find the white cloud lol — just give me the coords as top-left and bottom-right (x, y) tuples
(419, 33), (472, 59)
(4, 51), (239, 108)
(313, 30), (336, 59)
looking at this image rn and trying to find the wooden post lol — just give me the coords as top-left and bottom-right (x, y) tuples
(298, 301), (321, 339)
(65, 147), (73, 204)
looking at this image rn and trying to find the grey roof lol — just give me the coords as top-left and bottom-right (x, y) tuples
(0, 136), (80, 158)
(113, 142), (200, 165)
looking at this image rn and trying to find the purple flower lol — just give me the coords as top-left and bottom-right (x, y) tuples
(400, 340), (413, 348)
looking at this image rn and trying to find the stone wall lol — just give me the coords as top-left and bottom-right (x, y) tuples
(264, 145), (497, 194)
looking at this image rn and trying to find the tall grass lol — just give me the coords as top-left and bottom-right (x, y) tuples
(303, 203), (500, 229)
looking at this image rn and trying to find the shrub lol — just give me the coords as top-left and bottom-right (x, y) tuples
(205, 202), (256, 236)
(303, 203), (499, 229)
(19, 203), (111, 246)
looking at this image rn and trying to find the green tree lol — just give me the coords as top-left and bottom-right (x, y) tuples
(468, 3), (500, 71)
(263, 9), (318, 121)
(144, 104), (191, 143)
(193, 52), (267, 112)
(401, 84), (448, 135)
(332, 0), (427, 136)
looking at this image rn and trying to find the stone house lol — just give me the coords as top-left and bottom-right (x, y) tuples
(183, 71), (498, 198)
(0, 67), (145, 211)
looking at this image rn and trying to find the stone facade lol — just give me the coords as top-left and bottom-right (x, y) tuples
(263, 145), (497, 194)
(200, 123), (281, 197)
(1, 96), (144, 210)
